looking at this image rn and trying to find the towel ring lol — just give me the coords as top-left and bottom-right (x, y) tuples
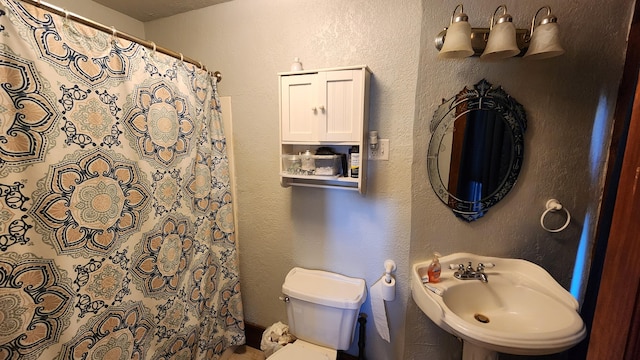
(540, 199), (571, 233)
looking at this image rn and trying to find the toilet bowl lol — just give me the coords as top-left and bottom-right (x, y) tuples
(267, 267), (367, 360)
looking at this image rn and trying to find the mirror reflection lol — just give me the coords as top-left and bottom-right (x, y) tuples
(428, 79), (527, 221)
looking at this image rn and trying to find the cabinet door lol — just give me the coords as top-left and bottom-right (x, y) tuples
(281, 74), (317, 142)
(319, 70), (364, 141)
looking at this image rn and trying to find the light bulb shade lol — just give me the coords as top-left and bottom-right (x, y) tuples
(439, 21), (474, 58)
(480, 21), (520, 60)
(523, 22), (565, 60)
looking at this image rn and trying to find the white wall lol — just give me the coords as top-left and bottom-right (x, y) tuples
(144, 1), (420, 359)
(44, 0), (144, 38)
(40, 0), (635, 358)
(146, 0), (634, 358)
(407, 0), (633, 359)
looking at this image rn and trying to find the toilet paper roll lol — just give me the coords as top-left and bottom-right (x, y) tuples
(370, 275), (396, 342)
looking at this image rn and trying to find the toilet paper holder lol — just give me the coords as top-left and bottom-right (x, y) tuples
(384, 260), (396, 283)
(372, 260), (397, 342)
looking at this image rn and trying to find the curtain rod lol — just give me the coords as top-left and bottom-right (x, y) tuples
(19, 0), (222, 83)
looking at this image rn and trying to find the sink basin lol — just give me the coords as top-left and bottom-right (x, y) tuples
(411, 253), (586, 358)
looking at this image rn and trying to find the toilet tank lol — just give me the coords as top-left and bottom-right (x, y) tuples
(282, 267), (367, 350)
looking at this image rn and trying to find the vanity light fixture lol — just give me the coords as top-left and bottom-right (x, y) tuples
(438, 4), (474, 58)
(435, 4), (564, 60)
(523, 6), (565, 59)
(480, 5), (520, 60)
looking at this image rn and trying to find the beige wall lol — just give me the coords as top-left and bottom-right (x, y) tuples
(44, 0), (144, 38)
(407, 0), (633, 359)
(41, 0), (635, 358)
(144, 1), (420, 359)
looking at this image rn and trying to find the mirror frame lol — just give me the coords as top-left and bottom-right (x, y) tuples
(428, 79), (527, 221)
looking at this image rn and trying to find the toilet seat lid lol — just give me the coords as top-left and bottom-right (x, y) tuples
(267, 340), (337, 360)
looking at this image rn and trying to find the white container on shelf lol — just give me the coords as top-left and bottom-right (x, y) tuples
(301, 150), (315, 172)
(282, 154), (302, 174)
(314, 155), (341, 176)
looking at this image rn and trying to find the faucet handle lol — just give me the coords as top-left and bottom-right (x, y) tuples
(477, 262), (496, 271)
(466, 262), (474, 272)
(449, 263), (465, 271)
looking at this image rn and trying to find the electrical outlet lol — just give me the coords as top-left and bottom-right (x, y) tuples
(368, 139), (389, 161)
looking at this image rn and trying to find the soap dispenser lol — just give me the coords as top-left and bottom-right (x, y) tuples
(290, 57), (303, 71)
(427, 252), (442, 283)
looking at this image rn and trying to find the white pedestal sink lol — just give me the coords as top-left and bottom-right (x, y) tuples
(411, 253), (586, 359)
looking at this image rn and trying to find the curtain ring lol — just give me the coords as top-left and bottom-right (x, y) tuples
(149, 41), (156, 54)
(62, 9), (70, 27)
(179, 53), (184, 62)
(199, 61), (204, 70)
(110, 26), (118, 45)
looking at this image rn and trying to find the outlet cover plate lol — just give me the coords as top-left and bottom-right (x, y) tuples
(369, 139), (389, 161)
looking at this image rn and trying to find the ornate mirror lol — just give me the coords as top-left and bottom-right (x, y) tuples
(428, 79), (527, 221)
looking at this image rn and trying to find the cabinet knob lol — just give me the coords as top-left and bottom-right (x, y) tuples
(318, 105), (325, 113)
(311, 106), (317, 112)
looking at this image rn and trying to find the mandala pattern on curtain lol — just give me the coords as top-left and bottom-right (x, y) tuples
(0, 1), (245, 359)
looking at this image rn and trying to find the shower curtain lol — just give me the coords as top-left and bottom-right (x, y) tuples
(0, 1), (245, 359)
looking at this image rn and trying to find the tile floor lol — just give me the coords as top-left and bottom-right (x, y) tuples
(222, 345), (266, 360)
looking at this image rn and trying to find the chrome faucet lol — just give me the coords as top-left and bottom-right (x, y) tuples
(452, 261), (494, 283)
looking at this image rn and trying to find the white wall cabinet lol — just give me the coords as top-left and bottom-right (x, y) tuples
(279, 65), (371, 193)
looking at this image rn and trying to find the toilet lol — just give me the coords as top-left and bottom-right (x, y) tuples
(267, 267), (367, 360)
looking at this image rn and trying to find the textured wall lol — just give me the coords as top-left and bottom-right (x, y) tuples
(406, 0), (633, 359)
(45, 0), (145, 37)
(144, 1), (421, 359)
(46, 0), (635, 358)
